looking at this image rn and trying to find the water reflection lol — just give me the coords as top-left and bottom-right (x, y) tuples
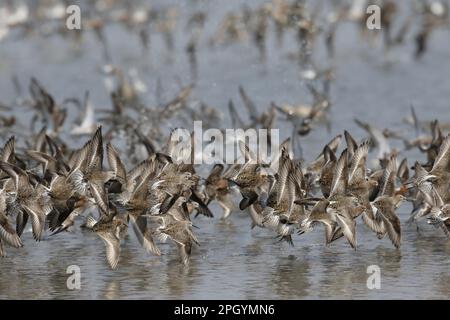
(159, 249), (201, 299)
(102, 280), (121, 300)
(374, 246), (402, 276)
(271, 256), (310, 299)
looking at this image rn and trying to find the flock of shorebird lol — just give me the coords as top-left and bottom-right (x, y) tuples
(0, 86), (449, 269)
(0, 0), (450, 270)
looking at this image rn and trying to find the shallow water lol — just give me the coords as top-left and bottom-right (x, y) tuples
(1, 0), (450, 299)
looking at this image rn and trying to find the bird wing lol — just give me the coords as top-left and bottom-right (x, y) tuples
(89, 181), (109, 215)
(378, 207), (401, 248)
(379, 153), (397, 197)
(0, 136), (15, 163)
(329, 149), (348, 197)
(22, 204), (45, 241)
(97, 231), (120, 270)
(106, 142), (127, 183)
(130, 215), (161, 256)
(0, 219), (23, 248)
(431, 134), (450, 173)
(336, 213), (357, 249)
(348, 140), (370, 185)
